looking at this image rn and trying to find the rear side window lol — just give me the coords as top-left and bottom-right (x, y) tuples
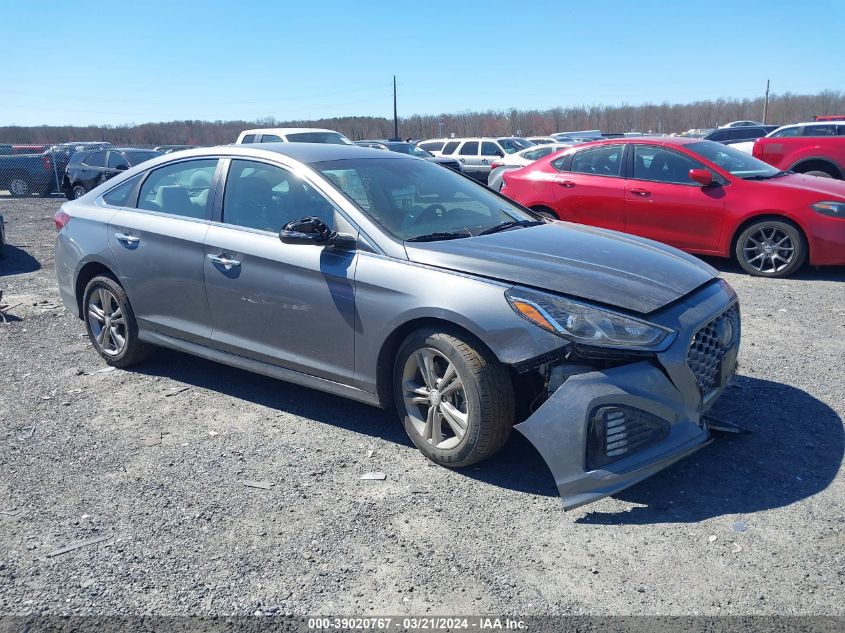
(138, 159), (218, 219)
(803, 125), (837, 137)
(260, 135), (282, 142)
(459, 142), (479, 156)
(551, 154), (571, 171)
(223, 159), (336, 232)
(570, 145), (623, 177)
(770, 127), (800, 138)
(240, 134), (257, 143)
(441, 141), (459, 155)
(84, 151), (107, 167)
(102, 174), (142, 207)
(107, 152), (130, 170)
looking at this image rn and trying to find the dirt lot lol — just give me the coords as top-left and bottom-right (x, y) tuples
(0, 198), (843, 618)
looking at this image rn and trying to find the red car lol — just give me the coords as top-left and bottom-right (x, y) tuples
(752, 125), (845, 180)
(500, 138), (845, 277)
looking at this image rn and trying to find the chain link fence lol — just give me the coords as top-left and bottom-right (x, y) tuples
(0, 143), (192, 199)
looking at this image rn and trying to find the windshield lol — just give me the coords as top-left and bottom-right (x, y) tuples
(286, 132), (353, 145)
(686, 140), (780, 179)
(315, 157), (537, 241)
(498, 138), (535, 153)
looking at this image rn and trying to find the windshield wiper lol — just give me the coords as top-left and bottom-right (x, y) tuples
(743, 170), (790, 181)
(478, 220), (544, 236)
(406, 231), (471, 243)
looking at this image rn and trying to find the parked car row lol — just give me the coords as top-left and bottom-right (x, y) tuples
(416, 137), (536, 182)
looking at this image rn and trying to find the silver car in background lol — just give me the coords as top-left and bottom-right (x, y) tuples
(54, 143), (741, 510)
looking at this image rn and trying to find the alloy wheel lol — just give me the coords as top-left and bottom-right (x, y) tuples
(741, 226), (795, 274)
(87, 288), (127, 356)
(73, 185), (87, 199)
(402, 348), (469, 450)
(9, 178), (29, 196)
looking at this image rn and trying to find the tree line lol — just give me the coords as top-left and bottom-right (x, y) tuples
(1, 90), (843, 146)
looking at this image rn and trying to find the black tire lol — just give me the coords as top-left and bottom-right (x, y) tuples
(531, 206), (559, 221)
(734, 219), (806, 278)
(72, 184), (88, 199)
(393, 328), (514, 468)
(8, 176), (32, 198)
(802, 169), (834, 179)
(82, 275), (152, 368)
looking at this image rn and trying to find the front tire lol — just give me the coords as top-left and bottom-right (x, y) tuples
(802, 170), (834, 179)
(83, 275), (152, 367)
(393, 329), (514, 467)
(734, 220), (806, 278)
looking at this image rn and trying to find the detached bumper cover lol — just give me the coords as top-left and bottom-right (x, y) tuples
(514, 279), (738, 511)
(515, 362), (711, 510)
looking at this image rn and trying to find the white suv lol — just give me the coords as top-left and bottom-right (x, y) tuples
(418, 137), (534, 181)
(236, 128), (353, 145)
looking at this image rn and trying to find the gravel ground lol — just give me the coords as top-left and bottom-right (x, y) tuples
(0, 198), (843, 618)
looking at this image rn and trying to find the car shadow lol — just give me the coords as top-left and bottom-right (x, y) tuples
(699, 255), (845, 282)
(132, 351), (842, 514)
(576, 374), (843, 524)
(0, 244), (41, 276)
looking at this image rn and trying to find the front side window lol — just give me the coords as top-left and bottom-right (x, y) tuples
(570, 145), (623, 177)
(107, 152), (130, 170)
(633, 146), (706, 185)
(84, 151), (107, 168)
(223, 160), (335, 232)
(316, 157), (537, 241)
(770, 126), (800, 138)
(459, 142), (479, 156)
(138, 159), (219, 218)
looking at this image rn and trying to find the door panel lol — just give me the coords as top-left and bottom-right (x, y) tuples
(203, 226), (357, 383)
(551, 144), (626, 230)
(108, 211), (212, 342)
(625, 145), (725, 252)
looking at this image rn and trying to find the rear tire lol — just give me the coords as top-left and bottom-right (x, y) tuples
(83, 275), (153, 368)
(393, 329), (514, 468)
(734, 220), (806, 278)
(8, 176), (32, 197)
(72, 184), (88, 199)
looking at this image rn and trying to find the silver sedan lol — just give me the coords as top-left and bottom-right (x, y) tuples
(54, 143), (741, 510)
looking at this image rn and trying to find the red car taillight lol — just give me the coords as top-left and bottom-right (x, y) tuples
(42, 153), (52, 171)
(54, 209), (71, 231)
(752, 140), (762, 159)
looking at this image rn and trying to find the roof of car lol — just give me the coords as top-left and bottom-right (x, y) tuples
(219, 142), (410, 163)
(239, 127), (343, 135)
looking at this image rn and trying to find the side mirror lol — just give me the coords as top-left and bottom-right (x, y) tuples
(115, 164), (129, 171)
(279, 216), (356, 250)
(689, 168), (714, 186)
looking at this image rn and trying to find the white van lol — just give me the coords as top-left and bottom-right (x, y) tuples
(236, 128), (353, 145)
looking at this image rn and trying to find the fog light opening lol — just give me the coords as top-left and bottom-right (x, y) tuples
(586, 405), (670, 471)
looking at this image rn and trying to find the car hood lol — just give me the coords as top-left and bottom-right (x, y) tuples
(404, 222), (717, 314)
(759, 173), (845, 198)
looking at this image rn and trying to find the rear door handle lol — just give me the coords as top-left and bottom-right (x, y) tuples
(558, 180), (576, 188)
(208, 253), (241, 269)
(630, 188), (651, 197)
(114, 232), (140, 245)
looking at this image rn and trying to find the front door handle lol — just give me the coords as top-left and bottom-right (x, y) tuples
(208, 253), (241, 270)
(481, 159), (489, 164)
(114, 232), (140, 245)
(630, 188), (651, 197)
(558, 180), (576, 188)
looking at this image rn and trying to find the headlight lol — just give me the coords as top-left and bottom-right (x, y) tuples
(506, 287), (676, 351)
(811, 201), (845, 218)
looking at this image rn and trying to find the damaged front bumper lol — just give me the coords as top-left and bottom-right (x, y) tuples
(514, 280), (739, 511)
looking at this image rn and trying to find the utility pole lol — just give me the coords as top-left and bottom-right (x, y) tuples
(393, 75), (399, 140)
(763, 79), (770, 124)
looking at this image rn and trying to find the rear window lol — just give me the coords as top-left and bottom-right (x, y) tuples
(123, 150), (160, 166)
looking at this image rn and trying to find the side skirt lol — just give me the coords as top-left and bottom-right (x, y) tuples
(140, 331), (383, 408)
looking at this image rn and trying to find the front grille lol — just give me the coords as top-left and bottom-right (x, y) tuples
(686, 304), (740, 395)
